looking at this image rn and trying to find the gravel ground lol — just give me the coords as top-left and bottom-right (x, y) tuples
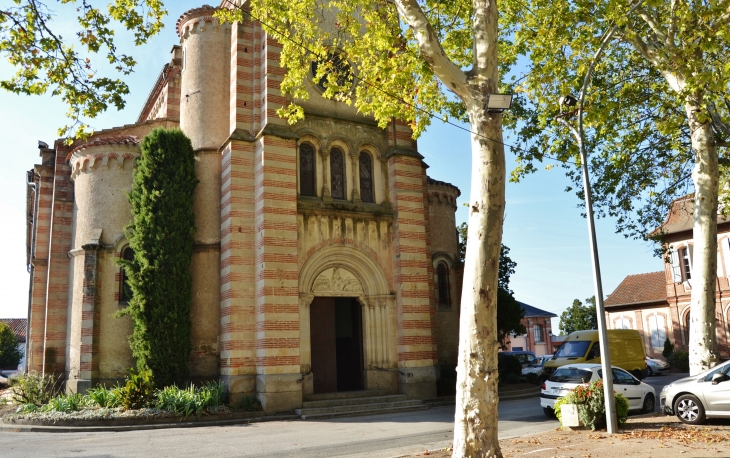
(402, 414), (730, 457)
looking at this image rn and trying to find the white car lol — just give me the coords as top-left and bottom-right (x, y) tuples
(646, 356), (670, 376)
(540, 363), (656, 417)
(523, 355), (551, 376)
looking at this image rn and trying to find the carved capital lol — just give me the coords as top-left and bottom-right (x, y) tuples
(299, 293), (315, 309)
(320, 148), (330, 159)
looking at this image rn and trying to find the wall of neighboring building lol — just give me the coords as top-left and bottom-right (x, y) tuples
(506, 316), (554, 356)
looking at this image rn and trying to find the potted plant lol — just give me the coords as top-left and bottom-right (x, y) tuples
(554, 380), (630, 430)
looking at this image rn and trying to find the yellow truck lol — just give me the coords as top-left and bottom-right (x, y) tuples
(542, 329), (647, 380)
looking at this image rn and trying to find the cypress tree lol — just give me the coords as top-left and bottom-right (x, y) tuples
(118, 128), (198, 387)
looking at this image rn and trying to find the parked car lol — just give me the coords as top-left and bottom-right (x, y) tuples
(543, 330), (648, 380)
(646, 356), (670, 376)
(501, 350), (537, 368)
(660, 359), (730, 425)
(540, 363), (656, 418)
(524, 355), (552, 376)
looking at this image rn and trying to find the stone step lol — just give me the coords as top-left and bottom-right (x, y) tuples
(302, 394), (408, 409)
(299, 404), (429, 420)
(303, 390), (392, 402)
(296, 399), (423, 416)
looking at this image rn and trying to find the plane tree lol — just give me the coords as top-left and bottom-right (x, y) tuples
(0, 0), (167, 139)
(501, 0), (730, 375)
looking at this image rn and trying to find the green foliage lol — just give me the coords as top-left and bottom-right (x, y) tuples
(118, 128), (198, 387)
(458, 223), (526, 348)
(216, 0), (482, 138)
(118, 368), (155, 410)
(559, 298), (598, 335)
(156, 382), (225, 418)
(668, 351), (690, 372)
(663, 339), (675, 359)
(500, 0), (730, 243)
(238, 392), (263, 412)
(525, 372), (540, 385)
(84, 385), (123, 408)
(41, 393), (83, 413)
(9, 372), (62, 406)
(0, 322), (22, 368)
(554, 380), (629, 430)
(497, 354), (523, 382)
(0, 1), (167, 139)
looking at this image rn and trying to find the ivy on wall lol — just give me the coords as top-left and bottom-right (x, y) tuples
(118, 128), (198, 387)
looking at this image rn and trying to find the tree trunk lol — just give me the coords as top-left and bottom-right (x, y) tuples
(686, 99), (721, 375)
(452, 101), (506, 458)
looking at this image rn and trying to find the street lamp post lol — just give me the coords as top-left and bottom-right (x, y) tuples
(552, 9), (642, 431)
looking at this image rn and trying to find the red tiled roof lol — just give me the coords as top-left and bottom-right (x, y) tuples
(69, 136), (140, 156)
(0, 319), (27, 342)
(604, 271), (668, 308)
(654, 196), (730, 236)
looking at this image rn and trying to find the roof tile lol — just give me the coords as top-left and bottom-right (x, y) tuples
(0, 319), (27, 342)
(604, 271), (667, 308)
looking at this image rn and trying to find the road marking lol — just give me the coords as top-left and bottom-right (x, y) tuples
(522, 448), (556, 455)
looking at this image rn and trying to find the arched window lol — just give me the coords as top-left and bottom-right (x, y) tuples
(359, 152), (374, 203)
(684, 311), (691, 345)
(330, 147), (345, 199)
(299, 143), (316, 197)
(437, 262), (451, 307)
(120, 246), (134, 304)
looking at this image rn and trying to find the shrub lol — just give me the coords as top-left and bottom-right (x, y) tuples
(156, 381), (226, 417)
(553, 380), (629, 430)
(525, 373), (540, 385)
(118, 368), (155, 410)
(498, 354), (522, 381)
(41, 393), (83, 413)
(668, 351), (689, 372)
(118, 128), (198, 388)
(662, 339), (674, 359)
(9, 372), (62, 406)
(84, 385), (123, 408)
(0, 322), (22, 369)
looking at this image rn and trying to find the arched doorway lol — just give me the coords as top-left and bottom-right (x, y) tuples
(299, 245), (395, 394)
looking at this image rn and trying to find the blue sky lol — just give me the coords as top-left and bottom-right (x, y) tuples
(0, 1), (662, 331)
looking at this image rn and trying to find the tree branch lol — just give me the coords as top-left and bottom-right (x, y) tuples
(392, 0), (469, 99)
(635, 6), (668, 44)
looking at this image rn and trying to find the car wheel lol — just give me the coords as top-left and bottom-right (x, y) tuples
(543, 407), (555, 418)
(641, 393), (655, 414)
(631, 369), (644, 380)
(646, 366), (654, 376)
(675, 394), (706, 425)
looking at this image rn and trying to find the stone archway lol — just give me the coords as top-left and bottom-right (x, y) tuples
(298, 244), (396, 394)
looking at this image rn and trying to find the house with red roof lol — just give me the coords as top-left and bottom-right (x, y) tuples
(605, 197), (730, 358)
(0, 318), (27, 373)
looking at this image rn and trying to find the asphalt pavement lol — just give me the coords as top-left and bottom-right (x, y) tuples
(0, 372), (689, 458)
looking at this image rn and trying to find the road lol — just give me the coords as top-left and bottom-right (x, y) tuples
(0, 373), (687, 458)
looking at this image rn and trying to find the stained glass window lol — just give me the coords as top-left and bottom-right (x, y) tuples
(359, 153), (373, 203)
(300, 143), (316, 197)
(330, 147), (345, 199)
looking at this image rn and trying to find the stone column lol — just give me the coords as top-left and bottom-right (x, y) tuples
(321, 148), (332, 201)
(350, 153), (361, 203)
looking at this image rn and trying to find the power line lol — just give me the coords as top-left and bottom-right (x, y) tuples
(220, 0), (574, 165)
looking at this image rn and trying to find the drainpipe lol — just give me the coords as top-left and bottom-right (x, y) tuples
(25, 168), (40, 374)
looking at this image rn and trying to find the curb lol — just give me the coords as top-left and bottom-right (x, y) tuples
(500, 388), (541, 401)
(0, 414), (300, 433)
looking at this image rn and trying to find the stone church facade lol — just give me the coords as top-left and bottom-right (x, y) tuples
(25, 3), (462, 413)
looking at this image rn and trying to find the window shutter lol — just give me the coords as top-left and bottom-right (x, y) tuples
(670, 249), (683, 283)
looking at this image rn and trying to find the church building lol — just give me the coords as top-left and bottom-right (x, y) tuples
(24, 3), (463, 413)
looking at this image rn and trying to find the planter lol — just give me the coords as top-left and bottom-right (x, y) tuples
(560, 404), (584, 427)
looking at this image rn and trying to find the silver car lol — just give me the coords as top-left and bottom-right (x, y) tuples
(660, 359), (730, 424)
